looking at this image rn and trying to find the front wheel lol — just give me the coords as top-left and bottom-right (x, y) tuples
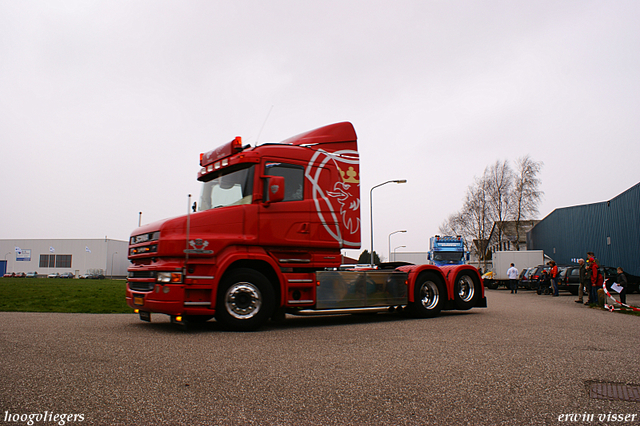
(453, 271), (481, 310)
(216, 268), (275, 331)
(410, 272), (446, 318)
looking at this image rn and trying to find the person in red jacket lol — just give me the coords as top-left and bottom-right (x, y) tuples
(585, 252), (599, 305)
(549, 261), (559, 297)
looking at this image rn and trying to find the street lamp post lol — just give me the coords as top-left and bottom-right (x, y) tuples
(393, 245), (406, 262)
(370, 180), (407, 265)
(388, 230), (407, 262)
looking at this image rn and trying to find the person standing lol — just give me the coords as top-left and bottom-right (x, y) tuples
(507, 263), (519, 294)
(586, 252), (599, 305)
(549, 261), (559, 297)
(574, 259), (586, 304)
(616, 267), (628, 305)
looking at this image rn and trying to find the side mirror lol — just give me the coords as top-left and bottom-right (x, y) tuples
(265, 175), (285, 205)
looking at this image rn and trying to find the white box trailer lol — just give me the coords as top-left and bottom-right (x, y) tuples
(485, 250), (544, 289)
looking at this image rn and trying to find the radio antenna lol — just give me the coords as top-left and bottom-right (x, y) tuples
(256, 105), (274, 144)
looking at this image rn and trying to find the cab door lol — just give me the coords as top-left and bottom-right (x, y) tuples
(258, 161), (310, 249)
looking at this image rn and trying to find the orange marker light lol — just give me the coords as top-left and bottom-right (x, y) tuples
(232, 136), (243, 152)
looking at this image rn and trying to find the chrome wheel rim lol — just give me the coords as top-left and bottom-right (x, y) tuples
(418, 280), (440, 310)
(225, 282), (262, 319)
(457, 275), (475, 303)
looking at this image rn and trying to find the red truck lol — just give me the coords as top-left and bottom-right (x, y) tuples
(126, 122), (486, 330)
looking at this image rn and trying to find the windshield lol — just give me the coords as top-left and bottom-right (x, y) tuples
(199, 165), (254, 211)
(433, 251), (464, 263)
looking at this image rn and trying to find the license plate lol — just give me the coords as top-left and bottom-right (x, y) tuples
(133, 295), (144, 306)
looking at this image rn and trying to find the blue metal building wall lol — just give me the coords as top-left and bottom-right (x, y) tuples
(528, 183), (640, 275)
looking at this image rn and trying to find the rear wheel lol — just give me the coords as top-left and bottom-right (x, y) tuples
(216, 268), (275, 331)
(410, 272), (445, 318)
(453, 271), (481, 310)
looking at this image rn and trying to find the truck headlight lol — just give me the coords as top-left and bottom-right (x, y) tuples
(157, 272), (183, 283)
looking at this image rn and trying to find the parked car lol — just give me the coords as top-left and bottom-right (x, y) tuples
(560, 264), (639, 295)
(26, 271), (38, 278)
(80, 273), (105, 279)
(3, 272), (16, 278)
(553, 265), (569, 293)
(59, 272), (75, 279)
(562, 265), (584, 295)
(14, 272), (26, 278)
(48, 272), (60, 278)
(518, 266), (537, 290)
(529, 265), (550, 293)
(602, 266), (640, 294)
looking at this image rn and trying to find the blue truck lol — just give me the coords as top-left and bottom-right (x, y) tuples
(428, 236), (468, 266)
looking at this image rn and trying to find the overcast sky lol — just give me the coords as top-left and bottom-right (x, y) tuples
(1, 0), (639, 261)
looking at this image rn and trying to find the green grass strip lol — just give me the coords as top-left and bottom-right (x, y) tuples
(0, 278), (133, 313)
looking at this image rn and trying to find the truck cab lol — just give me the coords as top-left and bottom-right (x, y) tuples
(126, 122), (485, 330)
(428, 235), (468, 266)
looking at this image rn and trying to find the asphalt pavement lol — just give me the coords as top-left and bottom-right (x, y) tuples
(0, 288), (638, 425)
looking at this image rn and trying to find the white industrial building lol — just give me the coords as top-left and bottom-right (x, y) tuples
(0, 239), (130, 278)
(392, 251), (429, 264)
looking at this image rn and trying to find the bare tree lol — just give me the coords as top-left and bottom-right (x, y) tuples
(439, 174), (492, 270)
(463, 174), (492, 270)
(512, 155), (544, 249)
(441, 155), (543, 267)
(485, 160), (514, 248)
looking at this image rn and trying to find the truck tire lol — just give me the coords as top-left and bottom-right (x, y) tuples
(216, 268), (275, 331)
(410, 272), (445, 318)
(453, 271), (480, 310)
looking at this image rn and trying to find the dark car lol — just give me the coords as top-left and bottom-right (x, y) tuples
(59, 272), (75, 279)
(563, 265), (639, 295)
(555, 265), (572, 294)
(529, 265), (550, 294)
(518, 267), (536, 290)
(531, 264), (571, 295)
(601, 266), (640, 294)
(562, 265), (585, 295)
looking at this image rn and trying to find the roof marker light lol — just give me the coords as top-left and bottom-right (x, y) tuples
(232, 136), (242, 152)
